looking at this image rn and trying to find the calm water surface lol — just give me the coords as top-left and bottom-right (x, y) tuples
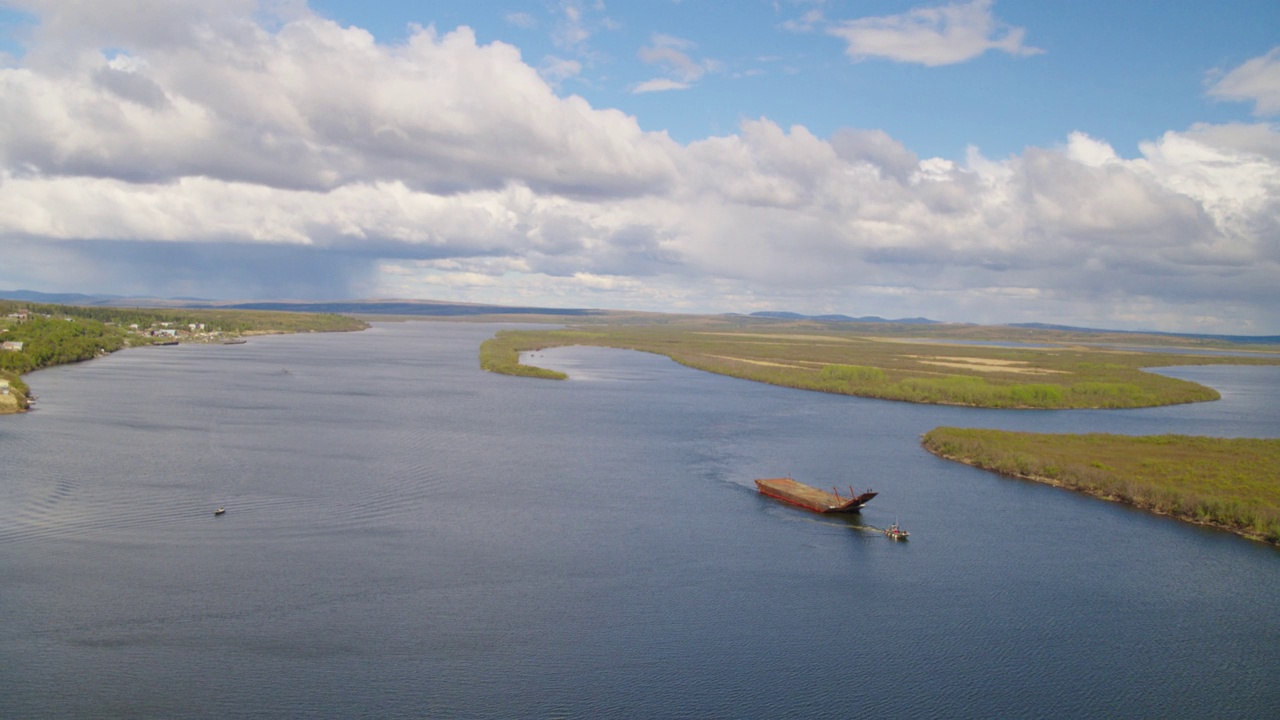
(2, 322), (1278, 718)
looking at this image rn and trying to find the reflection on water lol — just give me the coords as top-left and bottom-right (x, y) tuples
(1, 322), (1277, 719)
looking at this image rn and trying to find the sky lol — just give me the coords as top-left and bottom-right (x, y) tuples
(0, 1), (1277, 333)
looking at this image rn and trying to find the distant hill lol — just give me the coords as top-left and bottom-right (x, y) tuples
(1008, 323), (1280, 345)
(0, 290), (600, 318)
(749, 311), (940, 324)
(0, 289), (128, 305)
(217, 301), (601, 317)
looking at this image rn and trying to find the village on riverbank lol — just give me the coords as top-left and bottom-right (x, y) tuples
(0, 300), (367, 414)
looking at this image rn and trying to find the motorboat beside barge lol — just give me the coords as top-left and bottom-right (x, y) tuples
(884, 521), (909, 540)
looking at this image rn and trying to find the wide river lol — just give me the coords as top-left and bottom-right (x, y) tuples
(2, 322), (1278, 719)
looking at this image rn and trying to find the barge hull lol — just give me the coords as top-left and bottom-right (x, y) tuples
(754, 478), (876, 514)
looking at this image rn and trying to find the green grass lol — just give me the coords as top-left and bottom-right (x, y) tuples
(922, 428), (1280, 544)
(479, 330), (568, 380)
(477, 318), (1280, 409)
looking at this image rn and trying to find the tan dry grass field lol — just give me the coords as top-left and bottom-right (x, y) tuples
(695, 332), (857, 343)
(905, 355), (1071, 375)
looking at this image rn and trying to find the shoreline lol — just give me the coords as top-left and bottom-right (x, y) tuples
(0, 307), (370, 415)
(922, 446), (1278, 547)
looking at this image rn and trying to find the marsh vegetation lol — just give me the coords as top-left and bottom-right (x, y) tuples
(479, 317), (1279, 409)
(922, 428), (1280, 544)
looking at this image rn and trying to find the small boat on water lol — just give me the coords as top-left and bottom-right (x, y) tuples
(214, 507), (226, 516)
(884, 521), (908, 540)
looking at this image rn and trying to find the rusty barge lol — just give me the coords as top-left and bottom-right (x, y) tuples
(754, 478), (877, 514)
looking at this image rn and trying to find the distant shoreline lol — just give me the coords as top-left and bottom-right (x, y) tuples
(0, 301), (368, 415)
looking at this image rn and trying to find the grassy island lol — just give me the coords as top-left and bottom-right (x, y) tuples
(0, 301), (367, 414)
(479, 331), (568, 379)
(479, 318), (1280, 410)
(922, 428), (1280, 544)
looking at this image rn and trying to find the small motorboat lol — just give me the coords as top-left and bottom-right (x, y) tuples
(214, 507), (226, 516)
(884, 521), (908, 540)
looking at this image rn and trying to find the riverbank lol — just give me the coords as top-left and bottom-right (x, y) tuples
(921, 428), (1280, 545)
(0, 301), (368, 414)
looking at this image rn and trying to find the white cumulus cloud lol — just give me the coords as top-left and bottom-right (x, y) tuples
(632, 78), (690, 94)
(633, 33), (718, 93)
(0, 13), (680, 197)
(828, 0), (1043, 67)
(1209, 47), (1280, 116)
